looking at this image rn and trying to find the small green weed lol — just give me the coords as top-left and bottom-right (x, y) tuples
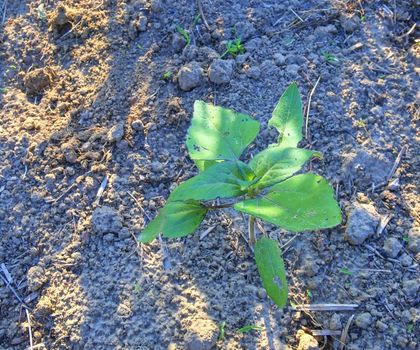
(237, 324), (263, 333)
(322, 52), (339, 64)
(162, 71), (173, 80)
(220, 38), (245, 58)
(339, 267), (353, 276)
(218, 321), (226, 341)
(176, 25), (191, 46)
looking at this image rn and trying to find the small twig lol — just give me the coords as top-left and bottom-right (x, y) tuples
(127, 191), (151, 221)
(387, 146), (406, 181)
(158, 234), (171, 271)
(310, 329), (342, 336)
(197, 0), (211, 31)
(291, 304), (359, 312)
(248, 216), (256, 246)
(339, 314), (355, 350)
(25, 309), (34, 350)
(305, 76), (321, 140)
(1, 0), (7, 24)
(1, 263), (13, 283)
(0, 273), (30, 308)
(200, 225), (216, 240)
(376, 213), (392, 235)
(289, 7), (305, 22)
(94, 174), (108, 205)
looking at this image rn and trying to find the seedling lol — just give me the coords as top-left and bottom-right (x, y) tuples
(322, 52), (339, 64)
(218, 321), (226, 341)
(237, 324), (263, 333)
(339, 267), (353, 276)
(138, 83), (342, 308)
(162, 71), (173, 80)
(220, 38), (245, 58)
(176, 25), (191, 46)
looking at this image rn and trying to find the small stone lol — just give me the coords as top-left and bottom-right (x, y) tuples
(355, 312), (372, 329)
(131, 120), (144, 132)
(91, 206), (123, 234)
(257, 288), (267, 299)
(340, 14), (360, 33)
(273, 53), (286, 66)
(103, 233), (114, 242)
(399, 253), (412, 267)
(118, 227), (131, 239)
(177, 62), (203, 91)
(329, 314), (342, 330)
(285, 64), (299, 76)
(247, 66), (260, 79)
(407, 226), (420, 254)
(314, 24), (338, 36)
(234, 21), (255, 40)
(383, 237), (402, 258)
(172, 33), (186, 52)
(208, 59), (234, 84)
(107, 123), (125, 143)
(24, 67), (55, 95)
(345, 202), (380, 245)
(184, 318), (218, 350)
(151, 161), (163, 173)
(138, 15), (148, 31)
(402, 280), (419, 298)
(27, 266), (47, 292)
(376, 320), (388, 332)
(296, 330), (319, 350)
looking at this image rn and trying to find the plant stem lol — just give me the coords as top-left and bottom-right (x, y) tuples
(248, 215), (256, 246)
(205, 202), (233, 209)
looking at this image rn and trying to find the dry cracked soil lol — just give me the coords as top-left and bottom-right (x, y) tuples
(0, 0), (419, 349)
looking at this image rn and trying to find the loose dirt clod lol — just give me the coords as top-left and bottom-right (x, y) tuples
(23, 68), (55, 95)
(345, 202), (380, 245)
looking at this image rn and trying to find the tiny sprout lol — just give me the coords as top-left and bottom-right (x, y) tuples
(176, 25), (191, 46)
(218, 321), (226, 341)
(162, 71), (173, 80)
(322, 52), (340, 64)
(236, 324), (263, 333)
(220, 38), (245, 59)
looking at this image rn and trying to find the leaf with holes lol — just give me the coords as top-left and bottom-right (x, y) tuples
(187, 101), (260, 171)
(254, 237), (288, 307)
(269, 82), (303, 147)
(138, 200), (207, 242)
(169, 161), (256, 202)
(235, 173), (342, 232)
(249, 146), (321, 190)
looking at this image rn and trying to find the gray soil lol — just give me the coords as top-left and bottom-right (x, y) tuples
(0, 0), (419, 349)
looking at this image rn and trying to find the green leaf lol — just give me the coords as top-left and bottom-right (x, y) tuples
(234, 174), (342, 232)
(186, 101), (260, 169)
(169, 161), (256, 202)
(269, 82), (303, 147)
(138, 200), (207, 243)
(236, 325), (263, 333)
(254, 237), (288, 308)
(193, 159), (218, 172)
(249, 146), (321, 190)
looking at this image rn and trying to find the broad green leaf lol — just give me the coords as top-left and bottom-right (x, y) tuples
(193, 159), (218, 172)
(186, 101), (260, 167)
(234, 174), (342, 232)
(269, 82), (303, 147)
(169, 161), (256, 202)
(254, 237), (288, 308)
(138, 200), (207, 242)
(249, 146), (321, 190)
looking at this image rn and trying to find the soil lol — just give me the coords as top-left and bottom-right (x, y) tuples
(0, 1), (419, 349)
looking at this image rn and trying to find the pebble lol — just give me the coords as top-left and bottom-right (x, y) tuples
(383, 237), (402, 258)
(257, 288), (267, 299)
(376, 320), (388, 332)
(131, 120), (144, 132)
(234, 21), (255, 40)
(91, 206), (123, 234)
(184, 318), (218, 350)
(340, 14), (360, 33)
(107, 123), (125, 143)
(208, 59), (234, 84)
(273, 53), (286, 66)
(407, 226), (420, 253)
(355, 312), (372, 329)
(285, 64), (299, 76)
(296, 330), (319, 350)
(177, 61), (203, 91)
(402, 279), (419, 298)
(345, 202), (380, 245)
(27, 266), (47, 292)
(247, 66), (261, 79)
